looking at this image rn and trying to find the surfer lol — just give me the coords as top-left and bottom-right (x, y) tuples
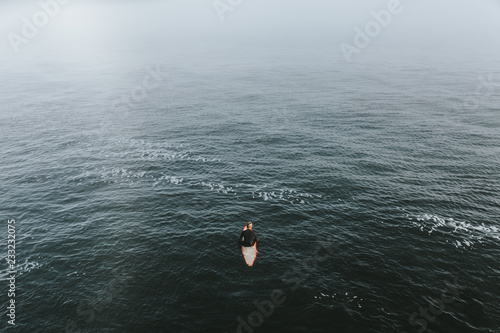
(239, 222), (258, 247)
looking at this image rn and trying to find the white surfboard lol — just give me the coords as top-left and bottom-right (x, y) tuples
(241, 226), (258, 266)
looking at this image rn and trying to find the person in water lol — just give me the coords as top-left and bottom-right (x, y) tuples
(239, 222), (258, 247)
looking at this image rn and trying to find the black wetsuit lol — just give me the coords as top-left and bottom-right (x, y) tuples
(239, 229), (258, 247)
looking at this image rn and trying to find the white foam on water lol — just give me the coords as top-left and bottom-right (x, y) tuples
(154, 175), (184, 187)
(96, 138), (221, 163)
(407, 213), (500, 249)
(63, 137), (324, 206)
(314, 291), (364, 308)
(62, 138), (222, 189)
(199, 181), (236, 195)
(251, 187), (323, 204)
(94, 167), (148, 185)
(67, 164), (187, 188)
(17, 259), (42, 277)
(1, 259), (42, 280)
(191, 179), (325, 205)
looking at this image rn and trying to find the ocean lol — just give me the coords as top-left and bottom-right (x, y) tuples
(1, 29), (499, 333)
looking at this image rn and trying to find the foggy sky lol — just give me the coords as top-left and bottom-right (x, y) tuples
(1, 0), (499, 60)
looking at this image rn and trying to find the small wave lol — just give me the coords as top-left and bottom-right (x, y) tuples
(67, 166), (186, 188)
(199, 181), (236, 195)
(63, 137), (322, 206)
(17, 259), (42, 277)
(252, 188), (323, 204)
(95, 138), (221, 163)
(153, 175), (184, 187)
(1, 259), (42, 280)
(314, 291), (364, 309)
(22, 174), (52, 184)
(63, 138), (221, 188)
(68, 167), (149, 186)
(407, 213), (500, 248)
(196, 180), (324, 204)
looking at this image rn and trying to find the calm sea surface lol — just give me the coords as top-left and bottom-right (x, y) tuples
(1, 42), (499, 333)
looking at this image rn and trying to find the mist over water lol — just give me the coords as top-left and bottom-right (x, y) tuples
(1, 1), (500, 332)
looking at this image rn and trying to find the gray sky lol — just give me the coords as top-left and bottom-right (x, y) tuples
(1, 0), (499, 59)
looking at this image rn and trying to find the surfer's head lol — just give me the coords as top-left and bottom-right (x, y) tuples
(247, 222), (253, 229)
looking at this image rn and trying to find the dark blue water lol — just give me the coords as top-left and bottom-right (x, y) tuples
(1, 41), (500, 333)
